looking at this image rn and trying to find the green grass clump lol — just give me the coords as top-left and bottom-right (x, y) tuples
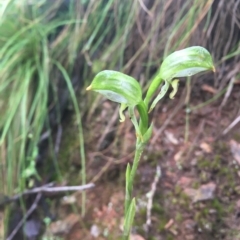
(0, 0), (86, 197)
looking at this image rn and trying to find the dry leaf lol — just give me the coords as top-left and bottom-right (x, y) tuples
(200, 142), (212, 153)
(164, 130), (179, 145)
(164, 219), (174, 229)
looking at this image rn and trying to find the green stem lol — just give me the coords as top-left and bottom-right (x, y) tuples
(129, 139), (145, 192)
(123, 138), (145, 239)
(136, 100), (148, 135)
(144, 75), (164, 107)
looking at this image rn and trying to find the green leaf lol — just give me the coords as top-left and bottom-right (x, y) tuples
(123, 198), (136, 238)
(142, 123), (153, 144)
(125, 163), (131, 214)
(87, 70), (142, 107)
(159, 46), (215, 80)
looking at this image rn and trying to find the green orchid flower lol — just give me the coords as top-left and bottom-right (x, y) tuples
(145, 46), (215, 111)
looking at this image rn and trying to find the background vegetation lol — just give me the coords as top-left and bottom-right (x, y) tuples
(0, 0), (239, 239)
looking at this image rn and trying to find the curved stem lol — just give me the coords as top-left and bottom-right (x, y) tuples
(136, 100), (148, 135)
(144, 75), (164, 107)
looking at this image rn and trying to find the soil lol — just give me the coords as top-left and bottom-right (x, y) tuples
(3, 82), (240, 240)
(41, 82), (240, 240)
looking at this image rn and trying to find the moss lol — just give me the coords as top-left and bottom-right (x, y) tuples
(152, 203), (166, 216)
(171, 198), (178, 204)
(213, 141), (229, 153)
(233, 133), (240, 142)
(166, 235), (175, 240)
(210, 199), (225, 216)
(199, 172), (209, 182)
(197, 156), (212, 169)
(194, 211), (202, 222)
(191, 180), (200, 189)
(174, 185), (182, 195)
(175, 212), (183, 222)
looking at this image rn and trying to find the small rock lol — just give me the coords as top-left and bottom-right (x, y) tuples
(184, 182), (216, 202)
(90, 224), (101, 238)
(61, 195), (77, 205)
(194, 182), (216, 202)
(24, 219), (41, 239)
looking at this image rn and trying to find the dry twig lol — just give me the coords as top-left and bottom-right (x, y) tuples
(0, 183), (95, 206)
(222, 115), (240, 135)
(146, 165), (161, 230)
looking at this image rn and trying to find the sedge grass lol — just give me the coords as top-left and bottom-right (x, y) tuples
(0, 0), (88, 232)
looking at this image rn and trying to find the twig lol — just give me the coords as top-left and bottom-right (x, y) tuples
(21, 183), (95, 193)
(222, 115), (240, 135)
(1, 183), (95, 206)
(219, 77), (235, 110)
(6, 193), (42, 240)
(146, 165), (161, 230)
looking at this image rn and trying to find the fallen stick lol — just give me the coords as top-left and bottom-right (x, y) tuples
(0, 183), (95, 206)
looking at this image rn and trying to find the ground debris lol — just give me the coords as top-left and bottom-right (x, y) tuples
(164, 130), (179, 145)
(23, 219), (41, 239)
(230, 139), (240, 165)
(201, 84), (217, 94)
(90, 224), (101, 238)
(47, 213), (80, 236)
(164, 218), (174, 229)
(184, 182), (216, 203)
(177, 176), (195, 188)
(130, 234), (145, 240)
(200, 142), (212, 153)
